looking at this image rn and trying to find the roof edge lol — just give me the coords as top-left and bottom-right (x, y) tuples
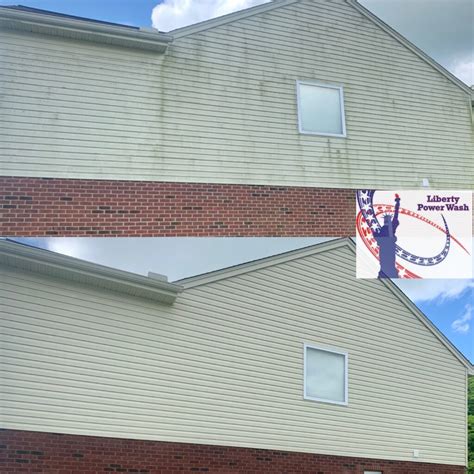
(0, 6), (173, 52)
(170, 0), (299, 38)
(177, 237), (473, 373)
(347, 0), (472, 96)
(175, 237), (349, 287)
(379, 276), (474, 374)
(171, 0), (470, 96)
(0, 240), (183, 304)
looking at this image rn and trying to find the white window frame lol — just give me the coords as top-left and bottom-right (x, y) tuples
(303, 343), (349, 406)
(296, 80), (347, 138)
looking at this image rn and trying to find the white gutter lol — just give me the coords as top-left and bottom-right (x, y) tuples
(0, 7), (173, 52)
(0, 240), (183, 304)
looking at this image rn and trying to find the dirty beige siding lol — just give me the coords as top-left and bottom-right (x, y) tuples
(0, 29), (166, 176)
(0, 245), (467, 465)
(0, 0), (473, 188)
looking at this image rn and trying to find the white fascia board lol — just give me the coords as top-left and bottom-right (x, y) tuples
(0, 8), (173, 52)
(171, 0), (299, 38)
(0, 240), (182, 305)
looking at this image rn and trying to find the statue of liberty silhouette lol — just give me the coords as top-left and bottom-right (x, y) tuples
(373, 194), (400, 278)
(356, 190), (452, 279)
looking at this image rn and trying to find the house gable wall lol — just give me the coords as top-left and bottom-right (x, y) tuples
(0, 0), (473, 188)
(0, 244), (467, 465)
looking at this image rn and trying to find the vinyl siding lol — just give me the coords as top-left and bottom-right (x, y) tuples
(0, 245), (468, 465)
(0, 0), (473, 188)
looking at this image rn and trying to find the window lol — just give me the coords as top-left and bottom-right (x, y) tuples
(364, 472), (383, 474)
(296, 81), (346, 137)
(304, 344), (348, 405)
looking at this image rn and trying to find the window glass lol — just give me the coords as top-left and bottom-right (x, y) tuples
(298, 83), (345, 136)
(305, 346), (346, 403)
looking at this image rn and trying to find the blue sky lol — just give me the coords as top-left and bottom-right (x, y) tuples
(0, 0), (159, 26)
(12, 237), (474, 363)
(417, 295), (472, 364)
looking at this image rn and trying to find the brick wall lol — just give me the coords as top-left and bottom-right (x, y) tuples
(0, 177), (354, 236)
(0, 429), (465, 474)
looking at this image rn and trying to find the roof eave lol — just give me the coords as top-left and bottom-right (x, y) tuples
(0, 7), (173, 52)
(0, 240), (183, 305)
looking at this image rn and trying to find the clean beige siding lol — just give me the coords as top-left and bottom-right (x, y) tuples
(0, 245), (467, 465)
(0, 0), (473, 188)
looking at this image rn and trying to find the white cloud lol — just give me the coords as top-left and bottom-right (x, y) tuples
(45, 238), (91, 261)
(151, 0), (270, 32)
(396, 241), (474, 303)
(37, 237), (327, 281)
(451, 57), (473, 86)
(451, 304), (472, 333)
(395, 279), (474, 303)
(360, 0), (473, 86)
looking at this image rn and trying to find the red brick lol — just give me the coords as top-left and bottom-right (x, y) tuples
(0, 429), (465, 474)
(0, 177), (354, 236)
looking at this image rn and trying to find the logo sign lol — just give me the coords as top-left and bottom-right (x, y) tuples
(356, 190), (472, 279)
